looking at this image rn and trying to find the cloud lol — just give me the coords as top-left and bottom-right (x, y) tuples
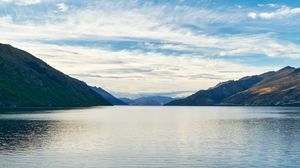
(1, 6), (300, 59)
(248, 12), (257, 19)
(257, 4), (279, 8)
(56, 3), (69, 12)
(0, 0), (41, 6)
(217, 34), (300, 59)
(249, 6), (300, 19)
(2, 41), (272, 97)
(0, 15), (13, 23)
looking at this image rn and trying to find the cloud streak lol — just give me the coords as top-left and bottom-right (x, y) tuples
(0, 0), (41, 6)
(249, 6), (300, 19)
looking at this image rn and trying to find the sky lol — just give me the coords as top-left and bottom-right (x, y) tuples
(1, 0), (300, 98)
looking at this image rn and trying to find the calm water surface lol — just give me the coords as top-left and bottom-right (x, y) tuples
(0, 106), (300, 168)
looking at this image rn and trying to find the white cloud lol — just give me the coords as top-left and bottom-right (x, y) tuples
(257, 4), (279, 8)
(217, 34), (300, 58)
(249, 6), (300, 19)
(56, 3), (69, 12)
(0, 0), (41, 5)
(0, 15), (13, 23)
(248, 12), (257, 19)
(1, 6), (299, 59)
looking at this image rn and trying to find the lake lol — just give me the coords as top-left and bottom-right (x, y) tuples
(0, 106), (299, 168)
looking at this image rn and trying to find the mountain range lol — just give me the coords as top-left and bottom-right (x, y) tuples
(0, 43), (110, 107)
(120, 96), (174, 106)
(166, 66), (300, 106)
(90, 86), (127, 105)
(2, 43), (300, 107)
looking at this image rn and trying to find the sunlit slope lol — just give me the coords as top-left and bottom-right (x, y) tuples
(223, 66), (300, 106)
(167, 66), (300, 106)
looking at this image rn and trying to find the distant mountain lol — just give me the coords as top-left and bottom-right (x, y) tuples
(0, 43), (111, 107)
(119, 98), (134, 104)
(120, 96), (174, 106)
(166, 66), (300, 106)
(90, 86), (127, 105)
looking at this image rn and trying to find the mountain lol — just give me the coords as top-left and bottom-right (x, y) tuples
(90, 86), (127, 105)
(166, 66), (300, 106)
(0, 43), (111, 107)
(222, 66), (300, 106)
(120, 96), (174, 106)
(119, 98), (134, 104)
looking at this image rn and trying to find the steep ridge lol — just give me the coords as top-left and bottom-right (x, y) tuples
(0, 43), (110, 107)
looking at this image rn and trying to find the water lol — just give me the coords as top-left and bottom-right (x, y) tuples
(0, 106), (299, 168)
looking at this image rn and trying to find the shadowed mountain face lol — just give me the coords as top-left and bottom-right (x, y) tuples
(90, 87), (127, 105)
(0, 43), (111, 107)
(167, 66), (300, 106)
(120, 96), (174, 106)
